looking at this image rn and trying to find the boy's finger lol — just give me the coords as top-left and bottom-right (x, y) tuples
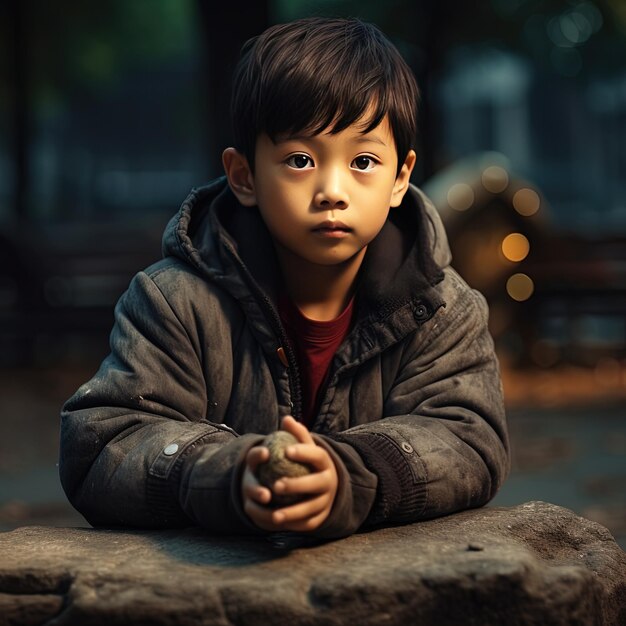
(245, 445), (269, 471)
(242, 482), (272, 505)
(282, 510), (329, 533)
(284, 442), (331, 470)
(271, 492), (328, 524)
(273, 471), (332, 496)
(281, 415), (314, 445)
(241, 463), (272, 504)
(244, 498), (282, 531)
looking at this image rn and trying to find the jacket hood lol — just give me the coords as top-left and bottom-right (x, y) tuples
(162, 177), (451, 320)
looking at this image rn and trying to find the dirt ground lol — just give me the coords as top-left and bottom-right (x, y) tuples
(1, 360), (624, 548)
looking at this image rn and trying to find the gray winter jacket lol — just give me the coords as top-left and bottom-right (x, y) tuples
(59, 177), (509, 539)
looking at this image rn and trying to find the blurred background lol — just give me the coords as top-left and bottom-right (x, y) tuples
(0, 0), (624, 547)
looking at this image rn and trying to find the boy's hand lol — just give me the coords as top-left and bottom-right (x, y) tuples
(241, 415), (338, 533)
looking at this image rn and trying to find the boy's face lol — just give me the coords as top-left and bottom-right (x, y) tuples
(225, 115), (415, 270)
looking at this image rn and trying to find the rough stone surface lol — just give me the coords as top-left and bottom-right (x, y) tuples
(0, 502), (624, 626)
(256, 431), (312, 508)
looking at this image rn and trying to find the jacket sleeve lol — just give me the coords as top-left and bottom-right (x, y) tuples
(59, 269), (266, 533)
(326, 270), (510, 527)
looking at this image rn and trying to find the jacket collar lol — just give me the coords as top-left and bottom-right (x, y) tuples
(163, 176), (449, 328)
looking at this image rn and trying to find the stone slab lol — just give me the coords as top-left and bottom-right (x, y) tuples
(0, 501), (624, 625)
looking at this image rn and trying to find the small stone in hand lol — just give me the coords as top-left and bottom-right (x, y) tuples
(256, 431), (312, 508)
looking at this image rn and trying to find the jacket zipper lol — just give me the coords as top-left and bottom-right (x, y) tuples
(258, 291), (303, 421)
(222, 244), (303, 421)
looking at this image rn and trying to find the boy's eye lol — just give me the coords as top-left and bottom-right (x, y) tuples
(286, 154), (313, 169)
(351, 156), (377, 171)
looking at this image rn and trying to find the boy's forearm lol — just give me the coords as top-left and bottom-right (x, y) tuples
(177, 431), (267, 534)
(330, 400), (507, 527)
(327, 280), (509, 527)
(60, 403), (263, 532)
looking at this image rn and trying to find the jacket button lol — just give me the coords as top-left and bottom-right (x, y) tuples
(163, 443), (179, 456)
(401, 442), (413, 453)
(414, 304), (429, 321)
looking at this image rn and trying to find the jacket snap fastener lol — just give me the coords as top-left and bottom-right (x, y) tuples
(163, 443), (179, 456)
(401, 442), (413, 453)
(414, 304), (429, 321)
(276, 347), (289, 367)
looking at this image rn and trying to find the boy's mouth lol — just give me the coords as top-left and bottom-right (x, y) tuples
(312, 220), (352, 236)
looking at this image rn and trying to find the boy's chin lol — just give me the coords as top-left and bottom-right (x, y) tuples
(302, 252), (367, 268)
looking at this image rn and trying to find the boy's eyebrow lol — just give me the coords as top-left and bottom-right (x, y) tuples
(353, 134), (388, 147)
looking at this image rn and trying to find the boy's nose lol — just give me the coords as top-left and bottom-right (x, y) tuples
(314, 170), (349, 209)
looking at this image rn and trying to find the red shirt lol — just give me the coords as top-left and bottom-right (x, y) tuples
(278, 293), (355, 427)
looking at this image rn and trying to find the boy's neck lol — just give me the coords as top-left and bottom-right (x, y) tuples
(275, 245), (366, 321)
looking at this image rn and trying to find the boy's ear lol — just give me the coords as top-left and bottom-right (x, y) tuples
(222, 147), (257, 207)
(390, 150), (417, 208)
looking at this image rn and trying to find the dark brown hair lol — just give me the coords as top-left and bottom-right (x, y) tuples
(230, 17), (420, 175)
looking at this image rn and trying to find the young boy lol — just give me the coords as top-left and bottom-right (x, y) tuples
(59, 17), (509, 539)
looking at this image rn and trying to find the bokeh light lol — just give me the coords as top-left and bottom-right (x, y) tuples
(481, 166), (509, 193)
(447, 183), (475, 211)
(547, 4), (602, 48)
(513, 187), (540, 216)
(502, 233), (530, 262)
(577, 1), (603, 33)
(506, 273), (534, 301)
(562, 12), (592, 44)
